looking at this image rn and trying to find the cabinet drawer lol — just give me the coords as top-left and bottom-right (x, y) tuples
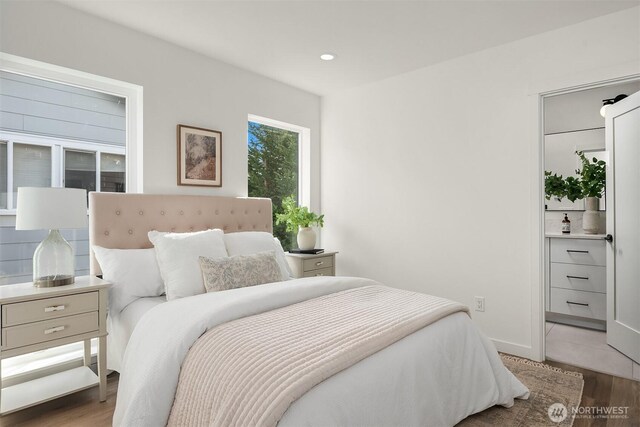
(2, 292), (98, 327)
(303, 267), (334, 278)
(2, 311), (98, 350)
(303, 256), (334, 272)
(550, 288), (606, 320)
(550, 239), (606, 266)
(550, 263), (606, 293)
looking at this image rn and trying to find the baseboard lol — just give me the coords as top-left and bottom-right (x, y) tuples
(546, 312), (606, 331)
(491, 338), (539, 361)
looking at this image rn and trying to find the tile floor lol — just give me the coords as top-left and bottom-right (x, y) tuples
(546, 321), (640, 381)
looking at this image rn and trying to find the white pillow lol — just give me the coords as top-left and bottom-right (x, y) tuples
(223, 232), (292, 281)
(273, 237), (294, 279)
(92, 246), (164, 314)
(148, 229), (227, 300)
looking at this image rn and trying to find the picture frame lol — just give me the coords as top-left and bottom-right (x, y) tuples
(177, 124), (222, 187)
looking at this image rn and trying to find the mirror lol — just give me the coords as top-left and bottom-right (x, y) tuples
(544, 128), (605, 211)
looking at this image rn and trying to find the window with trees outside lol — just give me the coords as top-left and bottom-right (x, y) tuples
(248, 119), (301, 250)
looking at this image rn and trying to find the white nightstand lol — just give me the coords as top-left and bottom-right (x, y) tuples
(0, 276), (110, 415)
(285, 251), (338, 278)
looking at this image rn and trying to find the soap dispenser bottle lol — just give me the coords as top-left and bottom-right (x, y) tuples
(562, 213), (571, 234)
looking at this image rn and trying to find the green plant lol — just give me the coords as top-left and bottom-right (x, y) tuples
(576, 151), (606, 198)
(545, 151), (606, 202)
(564, 176), (583, 202)
(544, 171), (566, 201)
(275, 196), (324, 232)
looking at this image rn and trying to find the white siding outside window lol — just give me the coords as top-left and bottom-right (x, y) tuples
(0, 142), (6, 209)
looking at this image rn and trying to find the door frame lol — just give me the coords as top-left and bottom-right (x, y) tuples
(536, 75), (640, 362)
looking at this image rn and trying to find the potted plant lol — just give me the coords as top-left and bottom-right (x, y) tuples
(275, 196), (324, 250)
(545, 151), (606, 234)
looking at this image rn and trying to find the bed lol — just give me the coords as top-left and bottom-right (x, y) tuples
(88, 192), (528, 427)
(89, 193), (275, 373)
(106, 296), (165, 372)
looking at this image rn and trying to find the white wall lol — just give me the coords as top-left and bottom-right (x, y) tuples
(0, 1), (320, 208)
(321, 7), (640, 360)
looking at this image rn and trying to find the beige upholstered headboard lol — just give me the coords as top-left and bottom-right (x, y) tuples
(89, 192), (272, 275)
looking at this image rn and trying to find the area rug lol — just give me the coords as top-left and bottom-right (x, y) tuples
(457, 354), (584, 427)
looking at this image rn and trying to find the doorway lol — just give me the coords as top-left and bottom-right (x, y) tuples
(541, 78), (640, 381)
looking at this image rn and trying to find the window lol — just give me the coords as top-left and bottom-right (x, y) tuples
(0, 52), (143, 197)
(101, 153), (126, 192)
(0, 54), (140, 287)
(0, 69), (128, 211)
(0, 135), (126, 212)
(65, 149), (96, 192)
(247, 115), (310, 250)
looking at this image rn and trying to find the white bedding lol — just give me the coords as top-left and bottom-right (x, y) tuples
(107, 296), (166, 372)
(113, 276), (529, 427)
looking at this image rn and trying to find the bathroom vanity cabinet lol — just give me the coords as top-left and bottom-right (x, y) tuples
(545, 234), (607, 331)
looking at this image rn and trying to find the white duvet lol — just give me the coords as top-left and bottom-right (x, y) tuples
(113, 276), (529, 427)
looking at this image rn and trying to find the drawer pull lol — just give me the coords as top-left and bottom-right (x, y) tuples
(566, 250), (589, 254)
(315, 261), (324, 266)
(44, 326), (66, 335)
(566, 301), (589, 307)
(44, 305), (66, 313)
(316, 273), (325, 276)
(566, 275), (589, 280)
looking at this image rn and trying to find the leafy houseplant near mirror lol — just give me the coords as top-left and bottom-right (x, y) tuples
(276, 196), (325, 250)
(545, 151), (606, 234)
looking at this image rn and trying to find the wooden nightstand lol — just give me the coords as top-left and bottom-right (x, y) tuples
(285, 251), (338, 278)
(0, 276), (110, 415)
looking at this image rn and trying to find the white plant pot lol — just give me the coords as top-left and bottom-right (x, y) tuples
(297, 227), (316, 250)
(583, 197), (600, 234)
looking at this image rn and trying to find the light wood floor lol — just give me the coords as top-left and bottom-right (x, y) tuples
(0, 363), (637, 427)
(547, 360), (639, 427)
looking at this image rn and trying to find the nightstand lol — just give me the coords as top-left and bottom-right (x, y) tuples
(0, 276), (110, 415)
(285, 251), (338, 278)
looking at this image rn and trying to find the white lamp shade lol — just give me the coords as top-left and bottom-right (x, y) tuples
(16, 187), (88, 230)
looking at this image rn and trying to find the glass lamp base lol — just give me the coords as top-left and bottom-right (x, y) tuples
(32, 229), (75, 288)
(34, 275), (75, 288)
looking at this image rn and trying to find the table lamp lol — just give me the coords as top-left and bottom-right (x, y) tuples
(16, 187), (88, 287)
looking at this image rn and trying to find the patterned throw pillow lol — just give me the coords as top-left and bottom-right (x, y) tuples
(199, 251), (283, 292)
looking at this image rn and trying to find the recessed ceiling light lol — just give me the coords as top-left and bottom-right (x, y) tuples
(320, 53), (335, 61)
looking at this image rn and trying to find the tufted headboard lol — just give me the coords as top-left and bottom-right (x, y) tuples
(88, 192), (272, 275)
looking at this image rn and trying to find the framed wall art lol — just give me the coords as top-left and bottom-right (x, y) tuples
(177, 124), (222, 187)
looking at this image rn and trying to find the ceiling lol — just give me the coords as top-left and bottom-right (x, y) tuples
(58, 0), (639, 95)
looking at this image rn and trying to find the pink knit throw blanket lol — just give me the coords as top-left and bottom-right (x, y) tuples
(167, 285), (469, 427)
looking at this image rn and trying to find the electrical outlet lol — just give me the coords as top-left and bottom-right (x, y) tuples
(474, 296), (485, 312)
